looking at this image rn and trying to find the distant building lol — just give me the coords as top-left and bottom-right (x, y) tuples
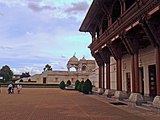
(20, 55), (98, 86)
(12, 74), (21, 79)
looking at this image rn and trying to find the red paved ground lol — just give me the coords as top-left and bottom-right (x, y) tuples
(0, 88), (159, 120)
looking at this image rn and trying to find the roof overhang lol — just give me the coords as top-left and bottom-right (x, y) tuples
(79, 0), (111, 32)
(79, 0), (99, 32)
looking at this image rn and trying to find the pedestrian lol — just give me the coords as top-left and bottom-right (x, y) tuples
(17, 84), (21, 94)
(12, 84), (15, 94)
(20, 84), (22, 91)
(8, 83), (13, 94)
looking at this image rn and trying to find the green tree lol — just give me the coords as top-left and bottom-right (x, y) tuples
(20, 72), (30, 78)
(82, 79), (93, 94)
(0, 65), (13, 82)
(75, 80), (80, 90)
(59, 81), (65, 89)
(43, 64), (53, 71)
(78, 81), (84, 92)
(66, 80), (71, 86)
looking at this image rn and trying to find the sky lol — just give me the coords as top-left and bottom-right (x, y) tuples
(0, 0), (93, 75)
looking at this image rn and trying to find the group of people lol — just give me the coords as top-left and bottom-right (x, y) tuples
(8, 83), (22, 94)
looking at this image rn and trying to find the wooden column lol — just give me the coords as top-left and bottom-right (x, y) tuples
(99, 47), (110, 89)
(92, 51), (104, 89)
(123, 34), (140, 93)
(131, 55), (136, 93)
(99, 65), (103, 88)
(134, 53), (139, 93)
(106, 62), (110, 89)
(116, 59), (122, 91)
(131, 53), (139, 93)
(156, 47), (160, 96)
(102, 64), (105, 89)
(108, 43), (122, 91)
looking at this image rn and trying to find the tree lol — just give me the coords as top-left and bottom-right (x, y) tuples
(20, 72), (30, 78)
(75, 80), (80, 90)
(43, 64), (52, 71)
(59, 81), (65, 89)
(66, 80), (71, 86)
(78, 81), (84, 92)
(0, 65), (13, 82)
(82, 79), (93, 94)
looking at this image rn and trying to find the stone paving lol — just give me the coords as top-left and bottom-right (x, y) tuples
(0, 88), (159, 120)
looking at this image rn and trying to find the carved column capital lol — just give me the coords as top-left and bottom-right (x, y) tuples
(92, 51), (104, 67)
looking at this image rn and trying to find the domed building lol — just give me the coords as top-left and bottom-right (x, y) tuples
(30, 55), (98, 87)
(67, 55), (79, 72)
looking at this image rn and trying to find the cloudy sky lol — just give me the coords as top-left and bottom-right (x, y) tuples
(0, 0), (93, 75)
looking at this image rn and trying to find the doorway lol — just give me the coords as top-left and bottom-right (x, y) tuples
(43, 77), (47, 84)
(148, 65), (157, 97)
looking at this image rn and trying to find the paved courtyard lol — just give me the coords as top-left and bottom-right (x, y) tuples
(0, 88), (159, 120)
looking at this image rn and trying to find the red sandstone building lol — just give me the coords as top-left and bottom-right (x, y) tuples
(80, 0), (160, 106)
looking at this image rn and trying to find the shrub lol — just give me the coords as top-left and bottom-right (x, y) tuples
(66, 80), (71, 86)
(82, 79), (92, 94)
(78, 81), (84, 92)
(75, 80), (80, 90)
(81, 82), (85, 92)
(59, 81), (65, 89)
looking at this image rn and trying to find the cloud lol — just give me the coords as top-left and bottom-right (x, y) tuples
(0, 0), (92, 21)
(12, 66), (43, 75)
(0, 46), (12, 50)
(27, 2), (55, 12)
(0, 12), (4, 16)
(0, 0), (93, 75)
(61, 56), (66, 58)
(65, 1), (89, 14)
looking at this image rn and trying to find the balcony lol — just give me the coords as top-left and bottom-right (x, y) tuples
(90, 0), (159, 51)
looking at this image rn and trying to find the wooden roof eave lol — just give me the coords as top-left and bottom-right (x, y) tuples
(79, 0), (99, 32)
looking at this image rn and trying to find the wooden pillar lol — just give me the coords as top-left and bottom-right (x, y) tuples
(131, 55), (136, 93)
(102, 64), (105, 89)
(99, 47), (110, 89)
(106, 62), (110, 89)
(131, 53), (139, 93)
(156, 47), (160, 96)
(116, 59), (122, 91)
(134, 53), (139, 93)
(92, 51), (104, 89)
(99, 65), (103, 88)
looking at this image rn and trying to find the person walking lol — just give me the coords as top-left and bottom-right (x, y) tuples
(17, 84), (21, 94)
(12, 84), (15, 94)
(8, 83), (13, 94)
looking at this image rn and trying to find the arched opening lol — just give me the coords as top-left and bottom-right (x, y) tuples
(125, 0), (135, 10)
(70, 67), (77, 72)
(102, 15), (108, 33)
(82, 66), (86, 71)
(111, 0), (121, 23)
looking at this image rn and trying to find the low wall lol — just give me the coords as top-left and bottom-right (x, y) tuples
(0, 84), (59, 88)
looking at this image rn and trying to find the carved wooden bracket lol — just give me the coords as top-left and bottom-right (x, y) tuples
(99, 47), (110, 64)
(120, 35), (133, 55)
(107, 41), (122, 60)
(91, 51), (104, 66)
(145, 19), (160, 47)
(139, 19), (157, 47)
(122, 34), (138, 54)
